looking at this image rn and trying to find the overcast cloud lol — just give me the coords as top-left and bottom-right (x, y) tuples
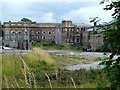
(0, 0), (114, 25)
(60, 3), (114, 24)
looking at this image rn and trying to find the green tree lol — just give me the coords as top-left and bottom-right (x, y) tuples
(99, 1), (120, 89)
(21, 18), (32, 22)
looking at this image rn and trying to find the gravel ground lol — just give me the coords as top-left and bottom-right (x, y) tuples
(47, 50), (111, 70)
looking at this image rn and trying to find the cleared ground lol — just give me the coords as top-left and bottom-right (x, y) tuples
(47, 50), (110, 70)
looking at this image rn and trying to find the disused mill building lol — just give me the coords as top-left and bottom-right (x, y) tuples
(1, 20), (104, 51)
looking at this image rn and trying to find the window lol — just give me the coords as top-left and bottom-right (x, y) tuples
(81, 28), (84, 31)
(18, 31), (21, 34)
(37, 36), (41, 40)
(42, 31), (45, 34)
(24, 31), (28, 34)
(43, 37), (45, 39)
(11, 31), (15, 34)
(42, 36), (46, 39)
(77, 28), (79, 32)
(67, 33), (69, 36)
(36, 31), (41, 34)
(67, 28), (69, 31)
(48, 31), (51, 34)
(77, 39), (79, 42)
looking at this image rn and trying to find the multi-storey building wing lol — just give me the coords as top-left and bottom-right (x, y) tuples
(82, 29), (104, 51)
(61, 20), (82, 47)
(61, 20), (75, 45)
(2, 20), (104, 51)
(3, 21), (32, 49)
(36, 23), (59, 42)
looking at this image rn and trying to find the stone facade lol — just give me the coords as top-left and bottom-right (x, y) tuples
(82, 30), (90, 48)
(3, 22), (31, 49)
(82, 29), (104, 51)
(89, 32), (104, 51)
(2, 20), (104, 50)
(0, 23), (4, 46)
(61, 20), (83, 47)
(2, 20), (83, 49)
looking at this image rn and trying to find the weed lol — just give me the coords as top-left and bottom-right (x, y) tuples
(2, 49), (110, 88)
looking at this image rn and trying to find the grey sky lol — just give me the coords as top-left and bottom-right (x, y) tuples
(1, 0), (114, 25)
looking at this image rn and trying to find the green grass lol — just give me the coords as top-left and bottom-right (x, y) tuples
(2, 49), (57, 88)
(2, 49), (56, 77)
(2, 49), (110, 88)
(52, 54), (87, 66)
(33, 42), (83, 52)
(67, 55), (86, 60)
(2, 54), (22, 77)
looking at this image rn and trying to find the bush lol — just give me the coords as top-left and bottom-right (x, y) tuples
(95, 46), (111, 52)
(41, 40), (56, 46)
(34, 40), (56, 47)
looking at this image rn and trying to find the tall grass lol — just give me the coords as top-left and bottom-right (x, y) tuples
(2, 48), (107, 88)
(2, 48), (56, 88)
(23, 48), (56, 67)
(70, 76), (76, 88)
(2, 49), (56, 77)
(45, 73), (52, 89)
(2, 54), (22, 77)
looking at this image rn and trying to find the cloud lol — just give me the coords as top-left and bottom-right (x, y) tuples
(2, 1), (114, 24)
(39, 12), (56, 23)
(2, 2), (56, 22)
(60, 3), (114, 24)
(17, 12), (56, 23)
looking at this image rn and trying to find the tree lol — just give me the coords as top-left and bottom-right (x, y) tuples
(21, 18), (32, 22)
(99, 1), (120, 89)
(89, 17), (100, 32)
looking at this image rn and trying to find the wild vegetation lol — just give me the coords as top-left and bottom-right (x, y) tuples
(2, 49), (56, 88)
(1, 48), (108, 88)
(33, 40), (82, 52)
(98, 0), (120, 89)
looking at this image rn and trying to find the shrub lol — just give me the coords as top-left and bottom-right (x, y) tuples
(95, 46), (111, 52)
(41, 40), (56, 46)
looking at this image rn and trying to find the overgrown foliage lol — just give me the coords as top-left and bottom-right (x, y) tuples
(34, 40), (82, 51)
(2, 49), (56, 88)
(99, 1), (120, 89)
(2, 51), (106, 88)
